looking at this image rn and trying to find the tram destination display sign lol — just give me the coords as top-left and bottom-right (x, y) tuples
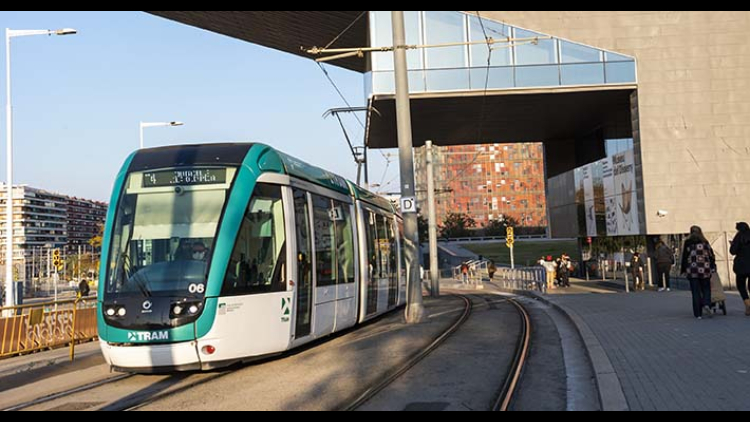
(143, 168), (227, 188)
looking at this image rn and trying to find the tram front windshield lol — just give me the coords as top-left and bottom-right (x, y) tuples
(105, 168), (235, 298)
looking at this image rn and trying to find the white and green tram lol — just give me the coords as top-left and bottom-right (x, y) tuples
(98, 143), (406, 372)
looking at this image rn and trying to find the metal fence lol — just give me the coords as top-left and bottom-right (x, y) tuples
(453, 260), (489, 285)
(453, 261), (547, 293)
(493, 267), (547, 293)
(0, 296), (98, 359)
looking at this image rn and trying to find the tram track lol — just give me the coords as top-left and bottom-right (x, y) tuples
(2, 369), (233, 411)
(492, 297), (531, 412)
(342, 294), (473, 411)
(347, 292), (532, 412)
(2, 373), (134, 411)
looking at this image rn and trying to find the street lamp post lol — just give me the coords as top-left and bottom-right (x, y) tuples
(4, 28), (76, 310)
(139, 121), (184, 149)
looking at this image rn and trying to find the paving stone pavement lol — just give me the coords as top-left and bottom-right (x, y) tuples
(546, 288), (750, 411)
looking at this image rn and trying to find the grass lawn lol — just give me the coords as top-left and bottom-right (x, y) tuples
(460, 240), (579, 267)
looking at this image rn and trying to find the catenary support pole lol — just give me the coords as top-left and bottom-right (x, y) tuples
(392, 11), (426, 323)
(426, 141), (439, 297)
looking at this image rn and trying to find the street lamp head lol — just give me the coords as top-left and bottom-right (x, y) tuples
(54, 28), (78, 36)
(169, 121), (184, 127)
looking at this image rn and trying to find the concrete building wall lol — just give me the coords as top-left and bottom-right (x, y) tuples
(480, 11), (750, 235)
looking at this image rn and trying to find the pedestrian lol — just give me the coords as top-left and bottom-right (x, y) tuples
(488, 260), (497, 281)
(558, 254), (571, 288)
(730, 222), (750, 316)
(630, 252), (646, 291)
(654, 239), (674, 292)
(78, 279), (90, 298)
(681, 226), (716, 319)
(460, 262), (469, 284)
(543, 256), (556, 290)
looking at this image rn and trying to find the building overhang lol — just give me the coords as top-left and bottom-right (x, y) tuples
(366, 85), (635, 149)
(147, 11), (368, 73)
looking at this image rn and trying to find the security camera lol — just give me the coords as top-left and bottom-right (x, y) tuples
(656, 210), (669, 218)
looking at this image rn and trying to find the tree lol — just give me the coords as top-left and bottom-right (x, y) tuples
(439, 212), (476, 239)
(417, 210), (429, 245)
(89, 224), (104, 250)
(483, 215), (519, 237)
(483, 219), (507, 237)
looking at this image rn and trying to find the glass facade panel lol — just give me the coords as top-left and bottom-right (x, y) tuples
(560, 40), (601, 63)
(370, 11), (422, 72)
(409, 70), (426, 93)
(560, 63), (605, 85)
(372, 71), (395, 94)
(425, 68), (470, 91)
(605, 138), (634, 157)
(370, 11), (393, 71)
(424, 11), (466, 69)
(514, 28), (557, 66)
(470, 67), (514, 90)
(515, 65), (560, 88)
(605, 51), (633, 62)
(366, 11), (636, 96)
(605, 61), (637, 84)
(468, 15), (512, 67)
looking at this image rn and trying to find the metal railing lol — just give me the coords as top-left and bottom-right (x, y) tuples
(444, 234), (548, 243)
(453, 260), (489, 285)
(453, 261), (547, 293)
(0, 295), (98, 359)
(493, 267), (547, 293)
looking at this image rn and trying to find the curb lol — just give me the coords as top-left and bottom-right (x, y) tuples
(501, 287), (629, 412)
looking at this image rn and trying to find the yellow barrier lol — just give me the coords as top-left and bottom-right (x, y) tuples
(0, 296), (98, 359)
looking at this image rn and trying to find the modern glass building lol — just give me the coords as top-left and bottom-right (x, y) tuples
(150, 11), (750, 286)
(366, 11), (636, 95)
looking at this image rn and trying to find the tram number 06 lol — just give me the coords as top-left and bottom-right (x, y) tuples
(188, 284), (206, 294)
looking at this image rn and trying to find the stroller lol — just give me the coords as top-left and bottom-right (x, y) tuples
(710, 272), (728, 316)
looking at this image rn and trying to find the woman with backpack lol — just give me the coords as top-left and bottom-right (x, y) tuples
(730, 222), (750, 316)
(681, 226), (716, 319)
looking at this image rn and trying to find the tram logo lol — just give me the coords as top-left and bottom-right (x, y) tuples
(128, 331), (170, 342)
(142, 301), (153, 314)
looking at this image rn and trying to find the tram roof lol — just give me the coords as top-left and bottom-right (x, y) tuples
(348, 183), (396, 214)
(261, 146), (395, 211)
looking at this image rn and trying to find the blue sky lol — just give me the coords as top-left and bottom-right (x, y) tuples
(0, 11), (396, 201)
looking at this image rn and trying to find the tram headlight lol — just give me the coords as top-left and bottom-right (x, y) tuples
(188, 305), (199, 315)
(106, 308), (116, 317)
(117, 307), (127, 317)
(173, 305), (184, 316)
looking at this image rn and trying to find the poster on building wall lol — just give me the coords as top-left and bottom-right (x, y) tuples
(582, 164), (597, 237)
(574, 168), (586, 237)
(601, 157), (618, 236)
(593, 161), (606, 236)
(613, 150), (640, 235)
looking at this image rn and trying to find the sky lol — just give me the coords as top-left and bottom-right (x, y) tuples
(0, 11), (397, 202)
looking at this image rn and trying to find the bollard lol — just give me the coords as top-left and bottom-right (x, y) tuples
(624, 267), (630, 293)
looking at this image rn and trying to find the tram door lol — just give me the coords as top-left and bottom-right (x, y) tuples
(293, 189), (313, 339)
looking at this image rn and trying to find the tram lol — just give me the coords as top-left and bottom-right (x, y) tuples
(97, 143), (406, 372)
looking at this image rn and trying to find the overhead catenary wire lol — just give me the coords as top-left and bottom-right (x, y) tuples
(311, 13), (548, 190)
(438, 11), (495, 188)
(314, 12), (390, 162)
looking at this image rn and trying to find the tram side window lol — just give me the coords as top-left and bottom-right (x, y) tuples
(387, 217), (397, 281)
(334, 200), (355, 284)
(376, 214), (392, 279)
(313, 195), (336, 287)
(312, 195), (355, 287)
(398, 219), (406, 279)
(222, 183), (286, 296)
(365, 210), (380, 281)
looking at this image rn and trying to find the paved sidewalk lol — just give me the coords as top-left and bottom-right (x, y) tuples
(545, 287), (750, 411)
